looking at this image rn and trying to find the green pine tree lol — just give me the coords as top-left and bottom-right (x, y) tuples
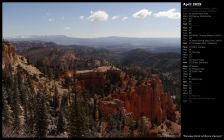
(26, 77), (36, 135)
(56, 110), (65, 134)
(11, 76), (22, 131)
(2, 86), (13, 126)
(68, 89), (88, 137)
(34, 91), (49, 138)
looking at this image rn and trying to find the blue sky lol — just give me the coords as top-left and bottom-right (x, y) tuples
(3, 3), (180, 38)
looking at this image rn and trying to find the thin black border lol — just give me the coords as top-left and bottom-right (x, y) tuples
(1, 1), (182, 139)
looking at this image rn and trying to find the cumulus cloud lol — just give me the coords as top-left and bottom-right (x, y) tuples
(121, 17), (128, 21)
(65, 26), (71, 30)
(133, 9), (152, 19)
(88, 10), (109, 22)
(80, 16), (85, 21)
(111, 16), (119, 20)
(154, 8), (180, 19)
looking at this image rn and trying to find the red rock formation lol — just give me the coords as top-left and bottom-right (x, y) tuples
(76, 72), (107, 89)
(60, 70), (109, 90)
(59, 66), (178, 126)
(60, 51), (76, 63)
(98, 99), (124, 117)
(66, 51), (76, 61)
(98, 72), (177, 126)
(2, 41), (16, 70)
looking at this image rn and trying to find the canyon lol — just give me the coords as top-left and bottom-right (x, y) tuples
(2, 41), (180, 137)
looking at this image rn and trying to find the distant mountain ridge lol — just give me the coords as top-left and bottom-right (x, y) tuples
(6, 35), (180, 49)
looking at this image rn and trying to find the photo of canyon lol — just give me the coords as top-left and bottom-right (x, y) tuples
(2, 2), (181, 138)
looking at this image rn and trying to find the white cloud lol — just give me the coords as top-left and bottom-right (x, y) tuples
(88, 10), (109, 22)
(121, 17), (128, 21)
(65, 26), (71, 30)
(133, 9), (152, 19)
(154, 8), (180, 19)
(111, 16), (119, 20)
(61, 16), (65, 20)
(79, 16), (85, 21)
(48, 18), (53, 22)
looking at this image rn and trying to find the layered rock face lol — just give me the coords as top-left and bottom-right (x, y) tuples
(2, 41), (16, 70)
(60, 68), (120, 90)
(2, 41), (69, 103)
(76, 72), (107, 89)
(62, 68), (177, 126)
(98, 72), (177, 125)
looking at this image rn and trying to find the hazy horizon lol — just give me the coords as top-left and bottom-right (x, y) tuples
(4, 34), (181, 39)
